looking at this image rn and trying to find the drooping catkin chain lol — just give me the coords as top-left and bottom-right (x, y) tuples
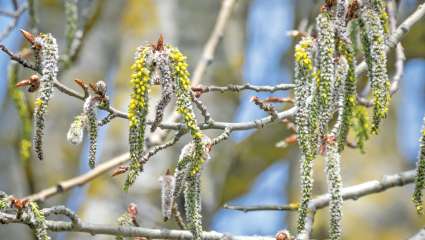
(359, 7), (390, 134)
(413, 116), (425, 215)
(125, 46), (152, 191)
(33, 33), (59, 161)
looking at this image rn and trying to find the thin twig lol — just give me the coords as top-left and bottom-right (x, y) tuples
(0, 211), (274, 240)
(192, 83), (294, 96)
(223, 203), (299, 212)
(191, 94), (213, 124)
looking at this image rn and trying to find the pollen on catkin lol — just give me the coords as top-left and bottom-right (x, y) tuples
(316, 12), (336, 139)
(294, 36), (317, 160)
(413, 116), (425, 215)
(359, 7), (390, 134)
(125, 46), (152, 191)
(325, 139), (343, 240)
(32, 33), (59, 161)
(294, 36), (318, 234)
(169, 46), (206, 175)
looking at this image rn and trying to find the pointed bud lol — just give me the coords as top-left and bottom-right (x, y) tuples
(20, 29), (35, 44)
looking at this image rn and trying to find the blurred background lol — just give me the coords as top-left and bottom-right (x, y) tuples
(0, 0), (424, 239)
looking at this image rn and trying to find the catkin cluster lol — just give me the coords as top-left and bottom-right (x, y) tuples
(294, 1), (390, 238)
(66, 81), (106, 169)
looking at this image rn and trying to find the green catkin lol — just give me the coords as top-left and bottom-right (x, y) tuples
(359, 8), (390, 134)
(33, 33), (59, 161)
(184, 173), (202, 240)
(64, 0), (78, 54)
(169, 46), (205, 175)
(336, 39), (357, 151)
(325, 140), (343, 240)
(125, 47), (152, 191)
(413, 116), (425, 215)
(351, 105), (370, 153)
(316, 12), (336, 140)
(29, 202), (51, 240)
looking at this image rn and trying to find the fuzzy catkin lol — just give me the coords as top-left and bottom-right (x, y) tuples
(160, 173), (176, 221)
(297, 154), (314, 234)
(67, 114), (86, 145)
(294, 37), (317, 160)
(371, 0), (389, 35)
(33, 33), (59, 161)
(336, 39), (357, 151)
(83, 96), (99, 169)
(173, 142), (194, 201)
(126, 47), (152, 191)
(184, 173), (202, 240)
(325, 140), (343, 240)
(294, 37), (317, 234)
(413, 116), (425, 215)
(151, 50), (175, 132)
(316, 12), (336, 140)
(360, 7), (390, 134)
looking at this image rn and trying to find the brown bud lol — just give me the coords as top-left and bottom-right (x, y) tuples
(10, 196), (29, 209)
(16, 75), (40, 92)
(20, 29), (35, 44)
(152, 34), (164, 52)
(112, 165), (129, 177)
